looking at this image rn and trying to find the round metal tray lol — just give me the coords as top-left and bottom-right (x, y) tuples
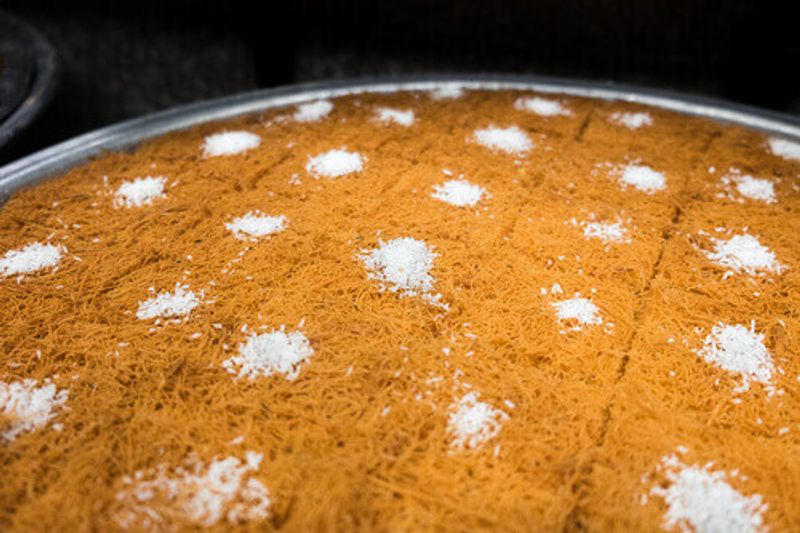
(2, 75), (800, 203)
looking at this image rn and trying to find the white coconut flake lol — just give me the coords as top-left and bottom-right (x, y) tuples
(609, 111), (653, 129)
(649, 452), (768, 533)
(202, 131), (261, 157)
(293, 99), (333, 122)
(718, 169), (777, 204)
(305, 149), (364, 178)
(223, 327), (314, 381)
(0, 242), (64, 279)
(429, 84), (464, 100)
(359, 237), (446, 307)
(1, 378), (69, 442)
(113, 451), (271, 530)
(768, 137), (800, 161)
(114, 176), (167, 208)
(447, 391), (508, 450)
(695, 322), (779, 396)
(617, 164), (666, 193)
(735, 176), (777, 204)
(552, 294), (603, 331)
(582, 220), (629, 244)
(473, 126), (532, 155)
(375, 107), (415, 127)
(225, 212), (287, 241)
(514, 96), (571, 117)
(705, 233), (784, 276)
(431, 179), (487, 207)
(136, 284), (201, 321)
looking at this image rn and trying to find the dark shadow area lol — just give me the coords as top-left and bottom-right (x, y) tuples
(1, 0), (798, 164)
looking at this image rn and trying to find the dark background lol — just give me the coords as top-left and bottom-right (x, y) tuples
(2, 0), (798, 164)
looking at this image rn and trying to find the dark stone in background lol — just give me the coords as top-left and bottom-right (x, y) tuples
(1, 0), (798, 164)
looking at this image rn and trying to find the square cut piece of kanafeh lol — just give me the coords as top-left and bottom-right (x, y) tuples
(611, 282), (799, 440)
(507, 187), (668, 294)
(578, 402), (800, 531)
(580, 99), (720, 153)
(538, 139), (693, 220)
(494, 91), (596, 139)
(705, 121), (800, 179)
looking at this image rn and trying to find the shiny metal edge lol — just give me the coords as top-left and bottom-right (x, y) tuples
(3, 74), (800, 200)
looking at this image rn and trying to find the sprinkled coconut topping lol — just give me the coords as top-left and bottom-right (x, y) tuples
(1, 378), (69, 442)
(735, 176), (776, 203)
(447, 391), (508, 450)
(617, 164), (666, 193)
(514, 96), (571, 117)
(306, 149), (364, 178)
(552, 295), (603, 330)
(429, 84), (464, 100)
(718, 169), (777, 204)
(202, 131), (261, 157)
(136, 284), (201, 321)
(473, 126), (532, 155)
(114, 176), (167, 208)
(609, 111), (653, 129)
(360, 237), (446, 307)
(768, 137), (800, 161)
(293, 99), (333, 122)
(649, 451), (768, 533)
(0, 242), (64, 279)
(696, 322), (779, 395)
(705, 234), (784, 276)
(222, 327), (314, 381)
(113, 451), (271, 529)
(225, 212), (287, 240)
(431, 179), (488, 207)
(582, 220), (629, 244)
(376, 107), (415, 126)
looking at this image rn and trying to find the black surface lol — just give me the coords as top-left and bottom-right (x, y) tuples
(0, 11), (60, 153)
(0, 17), (34, 124)
(0, 1), (798, 165)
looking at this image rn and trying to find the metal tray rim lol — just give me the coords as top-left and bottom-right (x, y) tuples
(3, 74), (800, 199)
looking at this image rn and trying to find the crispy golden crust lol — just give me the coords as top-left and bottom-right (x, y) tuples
(1, 89), (798, 531)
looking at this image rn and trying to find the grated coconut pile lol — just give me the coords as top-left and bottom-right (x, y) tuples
(305, 149), (364, 178)
(649, 451), (768, 533)
(136, 284), (202, 321)
(617, 164), (667, 193)
(360, 237), (446, 307)
(768, 137), (800, 161)
(473, 126), (532, 155)
(695, 322), (779, 396)
(0, 241), (64, 278)
(225, 212), (287, 240)
(375, 107), (415, 126)
(202, 131), (261, 157)
(431, 179), (487, 207)
(222, 327), (314, 381)
(293, 100), (334, 122)
(704, 233), (784, 277)
(114, 176), (166, 208)
(514, 96), (571, 117)
(609, 111), (653, 129)
(447, 392), (508, 450)
(113, 451), (271, 529)
(0, 378), (68, 442)
(551, 295), (604, 331)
